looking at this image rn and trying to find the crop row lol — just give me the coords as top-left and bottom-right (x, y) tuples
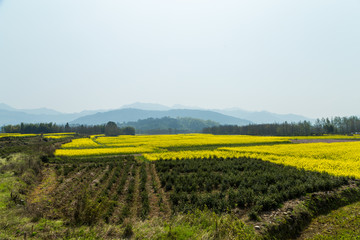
(51, 155), (135, 164)
(55, 146), (154, 157)
(139, 162), (150, 219)
(34, 158), (159, 225)
(155, 157), (349, 217)
(119, 163), (137, 223)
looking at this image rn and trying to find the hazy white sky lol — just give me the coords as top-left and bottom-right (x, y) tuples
(0, 0), (359, 118)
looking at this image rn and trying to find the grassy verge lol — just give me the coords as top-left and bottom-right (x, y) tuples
(134, 209), (258, 240)
(298, 200), (360, 239)
(263, 183), (360, 239)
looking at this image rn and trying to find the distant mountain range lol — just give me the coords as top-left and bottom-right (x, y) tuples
(214, 109), (313, 124)
(119, 102), (313, 124)
(0, 102), (313, 126)
(70, 108), (251, 126)
(0, 103), (101, 125)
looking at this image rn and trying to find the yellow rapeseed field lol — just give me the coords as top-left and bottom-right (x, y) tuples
(0, 133), (38, 138)
(61, 137), (101, 148)
(55, 146), (154, 156)
(95, 134), (290, 148)
(55, 134), (360, 178)
(292, 134), (360, 140)
(144, 141), (360, 178)
(56, 134), (290, 156)
(43, 133), (75, 139)
(217, 142), (360, 178)
(143, 150), (241, 161)
(0, 132), (75, 139)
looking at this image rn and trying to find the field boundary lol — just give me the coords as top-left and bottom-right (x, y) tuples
(261, 181), (360, 239)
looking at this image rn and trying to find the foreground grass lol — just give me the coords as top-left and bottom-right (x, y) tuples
(0, 172), (18, 209)
(1, 169), (257, 239)
(134, 209), (257, 240)
(0, 202), (257, 239)
(0, 172), (32, 239)
(299, 201), (360, 239)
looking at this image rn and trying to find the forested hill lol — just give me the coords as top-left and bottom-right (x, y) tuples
(119, 117), (219, 134)
(70, 108), (251, 126)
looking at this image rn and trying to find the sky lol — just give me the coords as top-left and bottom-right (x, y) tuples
(0, 0), (359, 118)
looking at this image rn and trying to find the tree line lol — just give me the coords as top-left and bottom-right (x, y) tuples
(203, 116), (360, 136)
(1, 121), (135, 136)
(2, 116), (360, 136)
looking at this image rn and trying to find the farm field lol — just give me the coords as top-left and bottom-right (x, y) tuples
(56, 134), (360, 178)
(1, 134), (360, 239)
(0, 133), (75, 139)
(155, 157), (348, 215)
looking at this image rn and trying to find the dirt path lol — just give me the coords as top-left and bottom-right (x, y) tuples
(131, 164), (141, 221)
(110, 163), (133, 223)
(28, 168), (57, 205)
(150, 163), (171, 217)
(90, 165), (116, 201)
(145, 163), (161, 219)
(90, 165), (109, 189)
(53, 167), (103, 219)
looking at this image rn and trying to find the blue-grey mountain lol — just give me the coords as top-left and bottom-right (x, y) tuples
(0, 102), (314, 127)
(215, 109), (313, 124)
(70, 108), (252, 126)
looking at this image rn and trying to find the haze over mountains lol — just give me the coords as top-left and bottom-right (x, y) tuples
(0, 102), (313, 126)
(70, 108), (251, 126)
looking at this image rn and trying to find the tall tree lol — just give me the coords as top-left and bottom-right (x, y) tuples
(104, 121), (120, 136)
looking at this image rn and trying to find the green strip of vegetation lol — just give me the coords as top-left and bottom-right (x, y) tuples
(264, 184), (360, 239)
(139, 162), (150, 220)
(155, 157), (349, 219)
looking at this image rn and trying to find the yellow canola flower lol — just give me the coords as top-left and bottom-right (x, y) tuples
(43, 132), (75, 139)
(220, 142), (360, 178)
(43, 132), (75, 136)
(61, 138), (101, 148)
(144, 142), (360, 178)
(43, 135), (68, 139)
(292, 134), (360, 140)
(55, 147), (155, 157)
(95, 134), (290, 148)
(0, 133), (38, 138)
(144, 150), (242, 161)
(57, 134), (360, 178)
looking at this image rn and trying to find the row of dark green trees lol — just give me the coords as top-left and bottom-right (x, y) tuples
(2, 116), (360, 136)
(155, 157), (348, 215)
(1, 121), (135, 136)
(203, 116), (360, 136)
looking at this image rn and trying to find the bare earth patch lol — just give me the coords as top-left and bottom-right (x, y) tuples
(28, 168), (57, 204)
